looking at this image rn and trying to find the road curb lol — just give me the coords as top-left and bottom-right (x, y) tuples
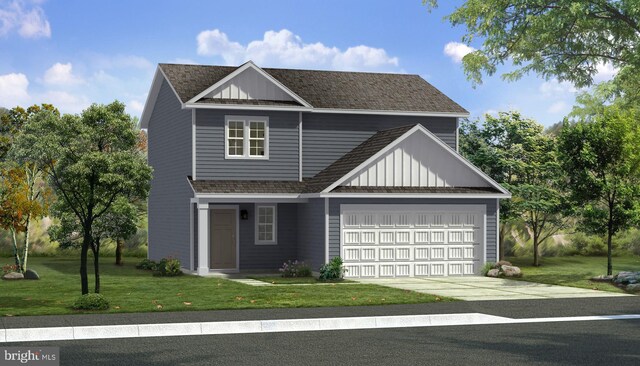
(1, 313), (640, 343)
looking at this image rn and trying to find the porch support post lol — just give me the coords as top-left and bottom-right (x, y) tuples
(197, 202), (210, 276)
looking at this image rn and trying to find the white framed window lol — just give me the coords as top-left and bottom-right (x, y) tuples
(225, 116), (269, 159)
(255, 204), (277, 245)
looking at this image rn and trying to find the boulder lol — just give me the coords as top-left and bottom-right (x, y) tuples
(502, 265), (522, 278)
(496, 260), (512, 267)
(625, 283), (640, 293)
(487, 268), (500, 278)
(24, 269), (40, 280)
(614, 271), (640, 285)
(2, 272), (24, 280)
(590, 275), (614, 282)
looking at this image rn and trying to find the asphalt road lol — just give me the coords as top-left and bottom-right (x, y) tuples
(6, 319), (640, 365)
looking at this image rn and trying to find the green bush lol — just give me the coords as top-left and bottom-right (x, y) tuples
(136, 258), (157, 270)
(319, 257), (345, 281)
(480, 262), (495, 276)
(72, 293), (110, 310)
(570, 233), (607, 256)
(154, 257), (182, 277)
(617, 229), (640, 256)
(279, 260), (312, 277)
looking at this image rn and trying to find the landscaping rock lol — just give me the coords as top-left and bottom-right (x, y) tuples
(614, 271), (640, 285)
(590, 274), (614, 282)
(2, 272), (24, 280)
(24, 269), (40, 280)
(502, 265), (522, 277)
(625, 283), (640, 293)
(487, 269), (500, 278)
(496, 260), (512, 267)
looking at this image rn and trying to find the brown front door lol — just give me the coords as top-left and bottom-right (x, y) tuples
(210, 209), (237, 269)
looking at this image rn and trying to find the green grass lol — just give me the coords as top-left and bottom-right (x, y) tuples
(248, 276), (354, 284)
(507, 255), (640, 293)
(0, 257), (451, 317)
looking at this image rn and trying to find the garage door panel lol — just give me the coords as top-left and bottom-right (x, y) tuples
(342, 205), (484, 278)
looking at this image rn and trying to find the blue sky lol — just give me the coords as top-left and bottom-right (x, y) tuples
(0, 0), (617, 126)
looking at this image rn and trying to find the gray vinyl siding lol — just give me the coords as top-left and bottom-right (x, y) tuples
(147, 79), (193, 266)
(210, 203), (298, 270)
(302, 113), (457, 178)
(296, 198), (325, 271)
(193, 203), (198, 270)
(327, 198), (498, 264)
(195, 109), (299, 180)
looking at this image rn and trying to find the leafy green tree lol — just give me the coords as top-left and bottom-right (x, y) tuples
(559, 105), (640, 275)
(425, 1), (640, 87)
(50, 198), (138, 293)
(461, 111), (567, 264)
(15, 101), (152, 294)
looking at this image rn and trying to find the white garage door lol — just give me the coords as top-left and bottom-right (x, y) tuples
(341, 205), (484, 278)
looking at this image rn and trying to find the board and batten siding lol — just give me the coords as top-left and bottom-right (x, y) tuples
(328, 198), (498, 264)
(147, 79), (193, 266)
(301, 113), (457, 178)
(195, 109), (299, 180)
(296, 198), (326, 271)
(209, 203), (298, 270)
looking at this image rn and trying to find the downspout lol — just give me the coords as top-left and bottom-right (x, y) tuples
(325, 197), (329, 263)
(299, 112), (303, 182)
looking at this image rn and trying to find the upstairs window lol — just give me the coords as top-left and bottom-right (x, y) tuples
(225, 116), (269, 159)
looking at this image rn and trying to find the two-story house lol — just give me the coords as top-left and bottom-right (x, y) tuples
(140, 61), (510, 278)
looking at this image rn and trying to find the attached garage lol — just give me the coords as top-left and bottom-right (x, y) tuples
(340, 204), (485, 278)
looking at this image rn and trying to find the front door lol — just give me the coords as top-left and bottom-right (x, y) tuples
(210, 209), (237, 269)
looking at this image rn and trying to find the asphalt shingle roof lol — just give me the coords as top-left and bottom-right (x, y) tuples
(158, 63), (467, 114)
(190, 180), (306, 194)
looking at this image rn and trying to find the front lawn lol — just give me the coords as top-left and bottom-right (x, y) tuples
(507, 255), (640, 293)
(0, 257), (451, 316)
(248, 276), (354, 284)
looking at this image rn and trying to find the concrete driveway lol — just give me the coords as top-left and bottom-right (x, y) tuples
(355, 277), (634, 301)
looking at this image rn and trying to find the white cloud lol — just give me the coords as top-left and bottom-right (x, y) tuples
(443, 42), (475, 63)
(0, 0), (50, 39)
(43, 62), (84, 85)
(539, 79), (577, 98)
(196, 29), (399, 71)
(594, 62), (618, 82)
(127, 99), (144, 114)
(547, 100), (569, 114)
(0, 72), (30, 107)
(39, 90), (89, 114)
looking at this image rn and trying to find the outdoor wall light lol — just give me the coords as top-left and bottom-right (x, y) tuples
(240, 209), (249, 220)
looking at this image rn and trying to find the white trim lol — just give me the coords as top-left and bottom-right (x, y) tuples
(322, 124), (511, 196)
(192, 109), (196, 179)
(496, 198), (500, 262)
(197, 203), (210, 275)
(455, 117), (460, 153)
(324, 198), (329, 263)
(189, 202), (194, 271)
(483, 207), (487, 266)
(224, 115), (269, 160)
(195, 194), (302, 200)
(184, 103), (311, 112)
(312, 193), (510, 199)
(186, 61), (313, 108)
(298, 111), (303, 182)
(209, 205), (240, 272)
(140, 66), (185, 129)
(254, 204), (278, 245)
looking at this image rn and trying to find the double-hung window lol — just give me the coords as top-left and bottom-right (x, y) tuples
(225, 116), (269, 159)
(255, 204), (277, 244)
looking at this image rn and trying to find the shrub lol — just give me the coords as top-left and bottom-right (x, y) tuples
(2, 264), (20, 275)
(319, 257), (346, 281)
(154, 257), (182, 277)
(279, 260), (312, 278)
(136, 258), (157, 270)
(617, 229), (640, 256)
(480, 262), (495, 276)
(72, 293), (110, 310)
(570, 233), (607, 256)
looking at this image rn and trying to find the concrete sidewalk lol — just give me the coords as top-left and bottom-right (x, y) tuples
(355, 276), (634, 301)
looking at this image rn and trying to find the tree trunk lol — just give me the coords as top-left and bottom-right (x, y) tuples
(10, 229), (21, 269)
(533, 231), (540, 267)
(607, 203), (614, 276)
(115, 238), (124, 265)
(21, 215), (31, 273)
(92, 239), (101, 294)
(80, 231), (91, 295)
